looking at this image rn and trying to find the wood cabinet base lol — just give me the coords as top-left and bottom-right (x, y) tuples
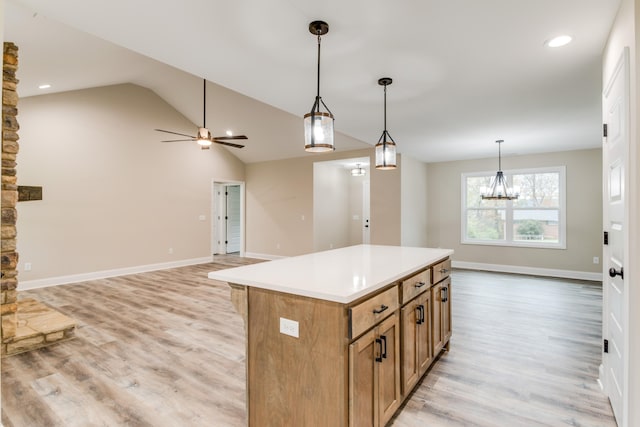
(227, 256), (451, 427)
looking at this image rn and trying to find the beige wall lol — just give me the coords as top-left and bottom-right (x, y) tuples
(427, 148), (602, 274)
(245, 150), (402, 257)
(401, 154), (429, 247)
(313, 162), (350, 251)
(370, 156), (402, 246)
(16, 84), (245, 282)
(603, 0), (640, 425)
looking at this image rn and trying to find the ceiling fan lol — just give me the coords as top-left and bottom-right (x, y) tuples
(155, 79), (248, 150)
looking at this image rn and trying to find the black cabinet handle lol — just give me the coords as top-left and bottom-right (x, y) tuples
(441, 287), (448, 303)
(415, 281), (427, 288)
(609, 267), (624, 279)
(417, 305), (426, 324)
(373, 304), (388, 314)
(380, 335), (387, 359)
(375, 338), (383, 363)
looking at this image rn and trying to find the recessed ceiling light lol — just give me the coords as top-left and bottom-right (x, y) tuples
(545, 35), (573, 48)
(38, 84), (51, 89)
(226, 130), (233, 136)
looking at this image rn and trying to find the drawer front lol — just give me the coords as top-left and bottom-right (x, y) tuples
(401, 269), (430, 304)
(432, 258), (451, 284)
(350, 286), (399, 339)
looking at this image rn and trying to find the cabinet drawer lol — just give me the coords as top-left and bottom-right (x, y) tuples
(432, 258), (451, 284)
(401, 269), (430, 304)
(350, 286), (399, 339)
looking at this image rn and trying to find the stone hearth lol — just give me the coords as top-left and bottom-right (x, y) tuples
(3, 298), (76, 356)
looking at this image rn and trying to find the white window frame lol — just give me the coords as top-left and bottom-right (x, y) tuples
(461, 166), (566, 249)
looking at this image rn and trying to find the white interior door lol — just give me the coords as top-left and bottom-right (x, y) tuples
(213, 184), (226, 255)
(602, 47), (629, 426)
(363, 180), (370, 244)
(226, 185), (241, 253)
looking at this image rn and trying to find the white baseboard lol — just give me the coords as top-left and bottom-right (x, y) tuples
(597, 364), (605, 391)
(19, 257), (212, 290)
(243, 252), (287, 261)
(452, 260), (602, 282)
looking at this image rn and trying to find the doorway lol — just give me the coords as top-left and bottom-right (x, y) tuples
(212, 181), (245, 256)
(312, 157), (370, 252)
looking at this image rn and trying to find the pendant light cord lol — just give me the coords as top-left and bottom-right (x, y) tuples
(316, 31), (322, 110)
(383, 83), (387, 132)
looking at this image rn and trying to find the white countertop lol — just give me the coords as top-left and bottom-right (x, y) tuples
(208, 245), (453, 304)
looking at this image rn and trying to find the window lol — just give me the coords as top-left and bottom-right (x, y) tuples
(462, 166), (566, 249)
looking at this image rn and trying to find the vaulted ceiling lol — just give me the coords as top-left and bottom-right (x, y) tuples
(5, 0), (621, 164)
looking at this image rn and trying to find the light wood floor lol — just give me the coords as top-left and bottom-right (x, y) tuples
(1, 258), (616, 427)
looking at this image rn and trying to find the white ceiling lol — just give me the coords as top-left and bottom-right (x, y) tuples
(4, 0), (621, 164)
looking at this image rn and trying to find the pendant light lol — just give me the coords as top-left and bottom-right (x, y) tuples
(481, 140), (519, 200)
(375, 77), (397, 169)
(304, 20), (335, 152)
(351, 163), (366, 177)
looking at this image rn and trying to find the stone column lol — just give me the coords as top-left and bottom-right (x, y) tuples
(1, 42), (19, 355)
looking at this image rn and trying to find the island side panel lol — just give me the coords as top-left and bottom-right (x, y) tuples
(247, 287), (349, 427)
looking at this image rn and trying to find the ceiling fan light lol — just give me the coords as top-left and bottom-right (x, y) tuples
(197, 127), (212, 146)
(304, 111), (334, 152)
(375, 139), (397, 170)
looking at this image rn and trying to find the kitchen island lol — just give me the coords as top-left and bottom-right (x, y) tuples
(208, 244), (453, 427)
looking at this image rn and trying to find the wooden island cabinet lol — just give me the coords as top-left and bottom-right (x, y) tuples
(208, 245), (453, 427)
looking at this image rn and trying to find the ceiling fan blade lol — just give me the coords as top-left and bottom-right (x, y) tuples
(212, 135), (248, 140)
(155, 129), (196, 138)
(161, 139), (195, 143)
(213, 140), (245, 149)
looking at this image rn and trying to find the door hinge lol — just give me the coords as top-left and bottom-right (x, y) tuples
(604, 231), (609, 245)
(603, 123), (608, 138)
(604, 339), (609, 353)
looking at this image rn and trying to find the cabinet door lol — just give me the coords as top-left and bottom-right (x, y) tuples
(401, 300), (420, 394)
(416, 292), (433, 376)
(349, 328), (377, 427)
(378, 313), (401, 427)
(431, 283), (443, 355)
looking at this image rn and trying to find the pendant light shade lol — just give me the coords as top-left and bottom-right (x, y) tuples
(375, 78), (397, 169)
(481, 140), (519, 200)
(351, 163), (366, 177)
(304, 21), (335, 153)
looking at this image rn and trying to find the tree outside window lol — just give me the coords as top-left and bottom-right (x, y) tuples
(462, 167), (565, 249)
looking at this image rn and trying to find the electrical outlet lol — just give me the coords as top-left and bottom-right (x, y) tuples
(279, 317), (299, 338)
(24, 262), (32, 271)
(593, 256), (600, 264)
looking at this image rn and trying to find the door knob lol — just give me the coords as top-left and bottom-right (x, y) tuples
(609, 267), (624, 279)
